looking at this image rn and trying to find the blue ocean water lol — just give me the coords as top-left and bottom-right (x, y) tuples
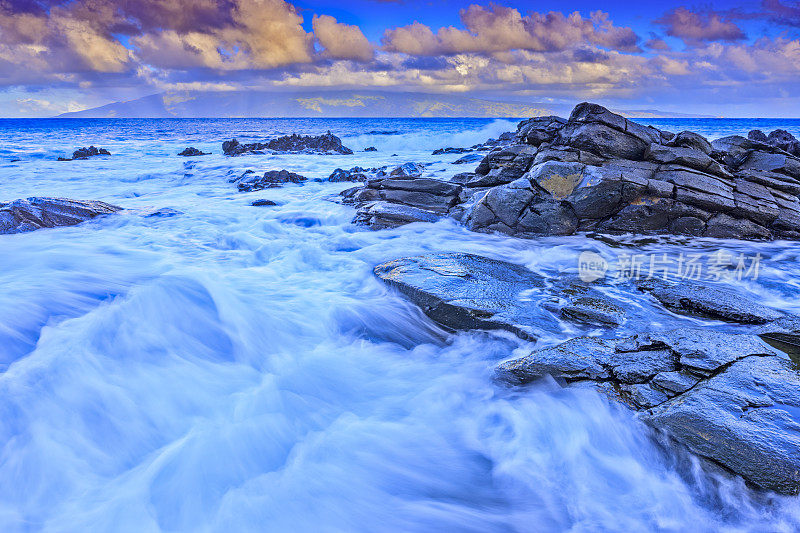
(1, 117), (800, 532)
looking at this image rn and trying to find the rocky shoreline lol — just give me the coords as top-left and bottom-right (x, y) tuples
(7, 105), (800, 496)
(344, 102), (800, 241)
(373, 251), (800, 495)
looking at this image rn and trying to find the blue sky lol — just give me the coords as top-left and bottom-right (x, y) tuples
(1, 0), (800, 116)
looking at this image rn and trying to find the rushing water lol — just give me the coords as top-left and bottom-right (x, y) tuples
(2, 117), (800, 532)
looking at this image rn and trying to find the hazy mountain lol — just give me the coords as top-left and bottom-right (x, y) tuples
(56, 90), (711, 119)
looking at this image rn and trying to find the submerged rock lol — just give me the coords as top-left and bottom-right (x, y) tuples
(58, 146), (111, 161)
(0, 197), (121, 234)
(222, 132), (353, 156)
(251, 199), (278, 206)
(235, 170), (307, 192)
(178, 147), (209, 156)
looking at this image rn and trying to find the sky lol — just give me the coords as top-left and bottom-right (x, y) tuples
(1, 0), (800, 117)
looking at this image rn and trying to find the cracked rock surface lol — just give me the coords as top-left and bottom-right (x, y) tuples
(374, 250), (800, 494)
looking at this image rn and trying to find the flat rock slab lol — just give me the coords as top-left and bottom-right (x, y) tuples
(0, 197), (121, 234)
(496, 328), (800, 494)
(636, 278), (785, 324)
(643, 355), (800, 494)
(374, 253), (552, 340)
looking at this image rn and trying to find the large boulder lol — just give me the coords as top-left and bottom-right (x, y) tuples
(0, 197), (121, 234)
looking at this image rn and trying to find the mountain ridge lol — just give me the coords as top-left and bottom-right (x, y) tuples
(56, 90), (713, 119)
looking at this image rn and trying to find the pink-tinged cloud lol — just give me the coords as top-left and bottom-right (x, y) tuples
(382, 5), (641, 56)
(654, 7), (746, 45)
(312, 15), (374, 61)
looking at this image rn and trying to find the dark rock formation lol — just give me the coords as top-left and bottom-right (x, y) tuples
(346, 167), (461, 228)
(433, 147), (474, 155)
(0, 197), (120, 234)
(178, 147), (209, 156)
(251, 199), (278, 206)
(636, 278), (785, 324)
(222, 132), (353, 156)
(58, 146), (111, 161)
(373, 250), (800, 494)
(234, 170), (307, 192)
(495, 328), (800, 494)
(329, 163), (425, 184)
(749, 129), (800, 157)
(329, 167), (374, 183)
(373, 253), (635, 339)
(343, 102), (800, 241)
(453, 153), (484, 165)
(364, 146), (378, 152)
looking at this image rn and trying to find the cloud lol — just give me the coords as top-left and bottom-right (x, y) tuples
(382, 5), (641, 56)
(762, 0), (800, 27)
(654, 7), (746, 45)
(312, 14), (374, 61)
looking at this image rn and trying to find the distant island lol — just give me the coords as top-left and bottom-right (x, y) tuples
(55, 90), (713, 119)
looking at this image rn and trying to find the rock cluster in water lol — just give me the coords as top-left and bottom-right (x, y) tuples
(58, 146), (111, 161)
(233, 169), (308, 192)
(345, 102), (800, 241)
(0, 197), (121, 234)
(222, 132), (353, 156)
(178, 147), (209, 156)
(432, 132), (515, 155)
(373, 252), (800, 494)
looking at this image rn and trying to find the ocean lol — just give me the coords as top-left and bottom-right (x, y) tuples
(2, 117), (800, 531)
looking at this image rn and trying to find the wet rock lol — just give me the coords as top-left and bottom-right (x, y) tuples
(251, 199), (278, 207)
(515, 116), (566, 146)
(620, 383), (669, 409)
(561, 297), (625, 327)
(343, 165), (459, 229)
(651, 370), (700, 395)
(636, 278), (785, 324)
(433, 147), (474, 155)
(496, 337), (615, 384)
(364, 146), (377, 152)
(337, 102), (800, 241)
(497, 327), (800, 494)
(376, 162), (424, 179)
(374, 253), (555, 340)
(373, 252), (631, 339)
(178, 147), (209, 156)
(236, 169), (307, 192)
(59, 146), (111, 161)
(354, 202), (442, 229)
(328, 166), (374, 183)
(668, 131), (713, 155)
(643, 355), (800, 494)
(453, 153), (484, 165)
(0, 197), (120, 234)
(223, 131), (353, 155)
